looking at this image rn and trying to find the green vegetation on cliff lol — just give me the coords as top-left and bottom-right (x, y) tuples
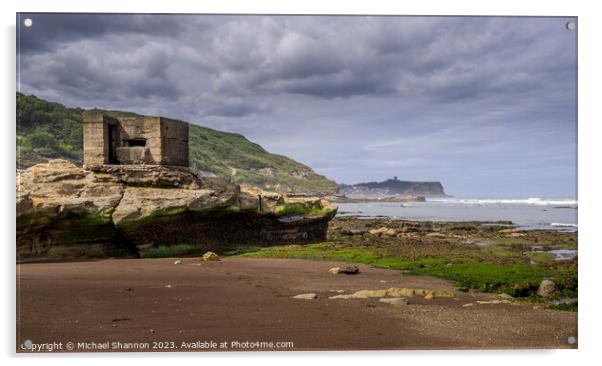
(16, 93), (337, 194)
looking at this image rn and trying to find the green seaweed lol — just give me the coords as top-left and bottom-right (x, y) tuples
(274, 203), (330, 217)
(232, 242), (576, 297)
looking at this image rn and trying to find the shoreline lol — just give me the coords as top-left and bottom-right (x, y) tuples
(16, 217), (578, 351)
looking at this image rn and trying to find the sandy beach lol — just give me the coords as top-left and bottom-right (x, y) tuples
(17, 256), (577, 352)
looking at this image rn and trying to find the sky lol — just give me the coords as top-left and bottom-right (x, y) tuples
(17, 14), (577, 197)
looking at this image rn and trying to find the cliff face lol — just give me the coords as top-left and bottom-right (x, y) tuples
(16, 160), (337, 261)
(339, 179), (448, 198)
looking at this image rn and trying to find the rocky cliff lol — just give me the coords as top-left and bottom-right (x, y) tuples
(16, 160), (337, 261)
(339, 179), (448, 198)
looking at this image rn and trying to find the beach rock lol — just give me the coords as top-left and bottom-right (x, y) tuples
(497, 293), (514, 299)
(424, 293), (435, 300)
(385, 287), (455, 298)
(386, 287), (416, 297)
(476, 300), (512, 305)
(174, 260), (182, 265)
(537, 279), (557, 297)
(340, 266), (360, 274)
(379, 297), (409, 305)
(293, 293), (318, 300)
(351, 289), (388, 298)
(329, 266), (360, 275)
(426, 232), (446, 238)
(368, 227), (397, 237)
(202, 252), (220, 261)
(16, 160), (337, 260)
(330, 289), (388, 299)
(383, 229), (397, 237)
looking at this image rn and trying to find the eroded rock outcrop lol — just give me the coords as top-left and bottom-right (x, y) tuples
(16, 160), (337, 261)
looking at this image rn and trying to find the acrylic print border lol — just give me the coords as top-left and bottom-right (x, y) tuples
(2, 0), (593, 363)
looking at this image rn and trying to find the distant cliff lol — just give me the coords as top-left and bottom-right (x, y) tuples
(339, 178), (448, 198)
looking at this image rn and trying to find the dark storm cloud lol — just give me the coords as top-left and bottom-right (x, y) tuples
(17, 15), (577, 196)
(18, 15), (574, 107)
(18, 13), (188, 54)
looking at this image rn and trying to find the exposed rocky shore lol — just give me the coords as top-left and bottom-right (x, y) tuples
(16, 160), (337, 261)
(234, 216), (577, 305)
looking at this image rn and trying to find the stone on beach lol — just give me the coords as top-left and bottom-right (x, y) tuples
(379, 297), (409, 305)
(174, 260), (182, 265)
(537, 279), (557, 297)
(368, 227), (397, 237)
(476, 300), (512, 305)
(329, 287), (454, 300)
(293, 293), (318, 300)
(202, 252), (220, 261)
(328, 266), (360, 274)
(386, 287), (454, 298)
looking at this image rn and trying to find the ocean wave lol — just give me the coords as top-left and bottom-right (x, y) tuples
(550, 223), (578, 227)
(428, 197), (577, 206)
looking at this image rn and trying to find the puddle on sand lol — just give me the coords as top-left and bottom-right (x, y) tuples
(529, 248), (577, 261)
(548, 297), (577, 306)
(548, 249), (578, 261)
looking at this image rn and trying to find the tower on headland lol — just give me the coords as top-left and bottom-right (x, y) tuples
(83, 114), (189, 167)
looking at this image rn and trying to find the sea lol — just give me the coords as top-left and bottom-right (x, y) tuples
(336, 197), (578, 232)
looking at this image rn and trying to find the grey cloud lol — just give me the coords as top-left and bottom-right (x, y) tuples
(18, 13), (190, 55)
(17, 14), (577, 196)
(203, 99), (271, 118)
(19, 15), (576, 106)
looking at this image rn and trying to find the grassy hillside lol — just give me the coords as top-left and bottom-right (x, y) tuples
(16, 93), (338, 195)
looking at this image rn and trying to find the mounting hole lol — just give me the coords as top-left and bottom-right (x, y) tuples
(566, 22), (576, 31)
(23, 18), (33, 27)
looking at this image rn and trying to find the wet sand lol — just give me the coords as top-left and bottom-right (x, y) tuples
(16, 257), (577, 352)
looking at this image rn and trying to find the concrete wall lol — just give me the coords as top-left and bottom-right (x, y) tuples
(159, 118), (189, 167)
(82, 114), (189, 167)
(118, 117), (162, 164)
(83, 114), (118, 165)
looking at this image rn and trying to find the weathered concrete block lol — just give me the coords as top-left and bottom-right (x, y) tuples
(83, 114), (189, 167)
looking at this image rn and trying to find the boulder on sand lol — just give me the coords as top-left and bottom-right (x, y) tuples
(537, 279), (557, 297)
(202, 252), (220, 261)
(368, 227), (397, 237)
(328, 266), (360, 275)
